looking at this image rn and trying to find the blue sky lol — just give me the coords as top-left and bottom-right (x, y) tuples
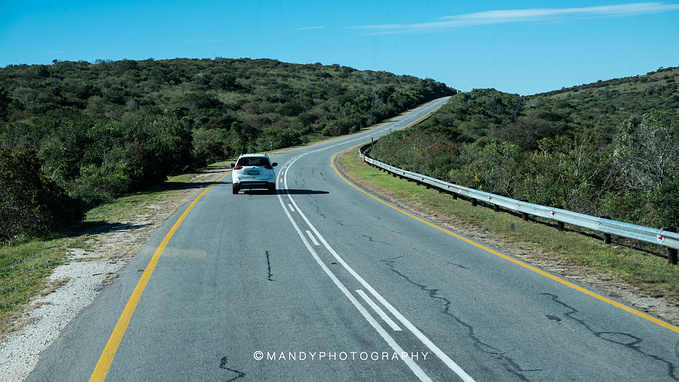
(1, 1), (678, 95)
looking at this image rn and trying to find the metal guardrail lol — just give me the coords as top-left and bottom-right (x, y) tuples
(359, 143), (679, 260)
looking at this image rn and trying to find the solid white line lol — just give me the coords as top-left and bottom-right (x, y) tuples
(282, 152), (476, 382)
(356, 290), (402, 331)
(276, 189), (431, 382)
(306, 230), (320, 246)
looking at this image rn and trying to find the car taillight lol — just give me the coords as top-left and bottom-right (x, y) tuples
(234, 165), (243, 170)
(264, 165), (273, 170)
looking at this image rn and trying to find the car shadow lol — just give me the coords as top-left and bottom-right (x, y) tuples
(282, 189), (330, 195)
(240, 189), (329, 195)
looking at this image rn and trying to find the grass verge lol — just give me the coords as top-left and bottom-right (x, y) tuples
(337, 148), (679, 304)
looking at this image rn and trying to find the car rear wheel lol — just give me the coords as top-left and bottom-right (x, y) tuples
(232, 186), (239, 194)
(268, 185), (276, 194)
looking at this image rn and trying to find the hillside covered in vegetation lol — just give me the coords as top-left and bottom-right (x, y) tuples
(371, 67), (679, 229)
(0, 58), (453, 241)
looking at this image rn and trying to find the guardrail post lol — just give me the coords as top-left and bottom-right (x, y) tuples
(601, 217), (612, 244)
(665, 227), (677, 265)
(493, 204), (500, 212)
(519, 200), (529, 221)
(557, 221), (565, 231)
(556, 206), (564, 231)
(471, 199), (477, 207)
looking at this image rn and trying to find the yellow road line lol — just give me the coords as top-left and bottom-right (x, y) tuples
(331, 150), (679, 334)
(90, 172), (231, 382)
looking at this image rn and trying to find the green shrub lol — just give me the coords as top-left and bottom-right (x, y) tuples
(0, 145), (84, 241)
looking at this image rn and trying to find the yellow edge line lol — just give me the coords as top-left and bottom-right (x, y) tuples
(331, 150), (679, 334)
(90, 171), (231, 382)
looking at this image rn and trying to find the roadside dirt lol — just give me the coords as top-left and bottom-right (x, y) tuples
(335, 151), (679, 328)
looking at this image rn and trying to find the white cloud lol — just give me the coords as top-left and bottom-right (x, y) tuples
(296, 26), (324, 31)
(353, 2), (679, 35)
(183, 40), (224, 43)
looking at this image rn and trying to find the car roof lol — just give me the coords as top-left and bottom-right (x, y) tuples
(238, 153), (269, 157)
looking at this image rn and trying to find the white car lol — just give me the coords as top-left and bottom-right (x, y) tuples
(231, 153), (277, 194)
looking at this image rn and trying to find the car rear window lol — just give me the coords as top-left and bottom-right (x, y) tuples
(237, 157), (270, 167)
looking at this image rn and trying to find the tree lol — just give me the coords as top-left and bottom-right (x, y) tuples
(612, 111), (678, 192)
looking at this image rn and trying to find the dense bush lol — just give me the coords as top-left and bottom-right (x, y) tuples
(371, 68), (679, 229)
(0, 145), (84, 241)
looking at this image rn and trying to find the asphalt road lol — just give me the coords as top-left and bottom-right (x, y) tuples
(27, 97), (679, 381)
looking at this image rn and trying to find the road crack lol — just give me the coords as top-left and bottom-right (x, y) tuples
(362, 235), (390, 246)
(541, 293), (677, 380)
(382, 256), (539, 381)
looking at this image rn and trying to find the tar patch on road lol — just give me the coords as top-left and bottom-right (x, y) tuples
(220, 355), (245, 381)
(266, 251), (274, 282)
(546, 315), (562, 323)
